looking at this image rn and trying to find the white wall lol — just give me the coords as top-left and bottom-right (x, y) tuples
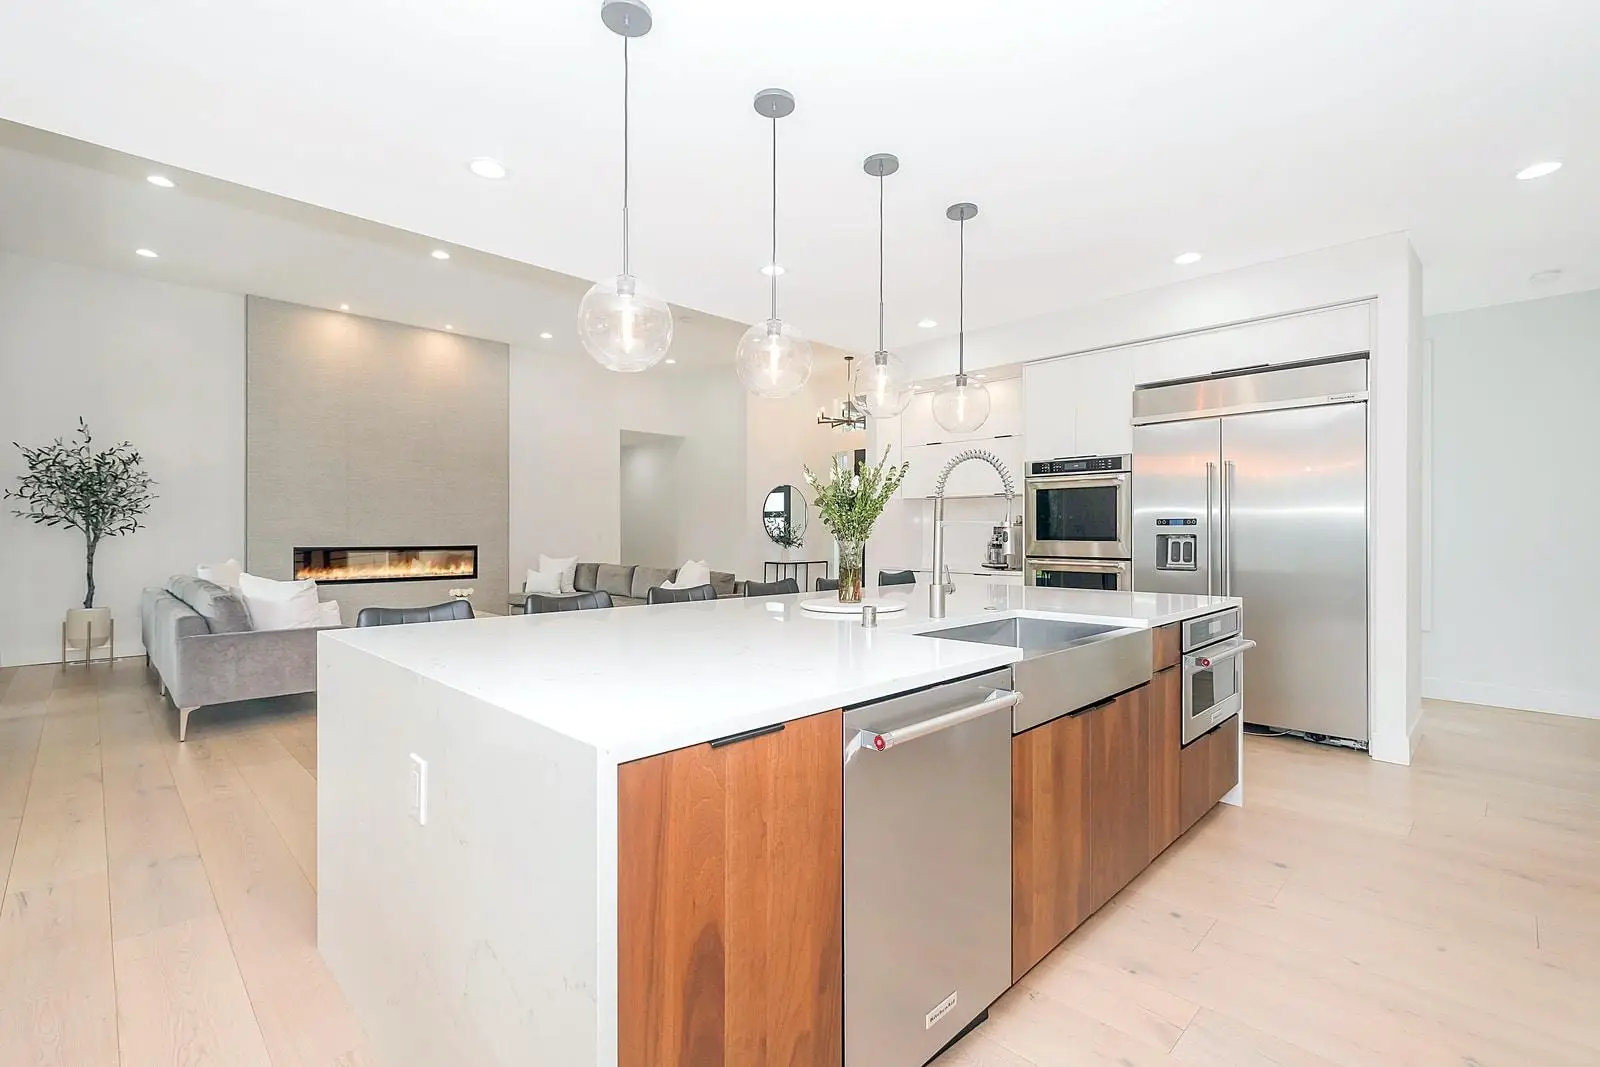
(898, 234), (1424, 765)
(508, 348), (748, 579)
(0, 250), (245, 665)
(619, 435), (682, 569)
(744, 362), (865, 581)
(1422, 289), (1600, 718)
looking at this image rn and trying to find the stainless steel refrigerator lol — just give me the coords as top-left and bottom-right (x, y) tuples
(1132, 355), (1369, 745)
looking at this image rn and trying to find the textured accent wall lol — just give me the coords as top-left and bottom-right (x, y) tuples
(246, 297), (509, 620)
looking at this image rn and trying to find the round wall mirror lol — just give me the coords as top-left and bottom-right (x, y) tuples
(762, 484), (807, 548)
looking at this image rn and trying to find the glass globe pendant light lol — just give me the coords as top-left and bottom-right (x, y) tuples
(577, 0), (673, 372)
(860, 152), (913, 418)
(736, 88), (813, 398)
(931, 202), (991, 434)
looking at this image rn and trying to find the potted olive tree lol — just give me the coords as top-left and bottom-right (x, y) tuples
(6, 418), (156, 656)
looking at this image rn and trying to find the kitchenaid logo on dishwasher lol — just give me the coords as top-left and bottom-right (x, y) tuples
(925, 990), (959, 1029)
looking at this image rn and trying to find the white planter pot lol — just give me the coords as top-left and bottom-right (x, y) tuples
(65, 607), (112, 650)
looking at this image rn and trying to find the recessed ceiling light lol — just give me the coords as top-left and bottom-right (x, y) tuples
(664, 358), (677, 365)
(1530, 268), (1564, 284)
(539, 331), (554, 340)
(760, 263), (786, 277)
(1516, 161), (1562, 181)
(146, 174), (175, 188)
(1173, 251), (1203, 265)
(468, 158), (508, 180)
(444, 324), (454, 331)
(917, 319), (937, 328)
(431, 249), (451, 261)
(339, 303), (350, 311)
(135, 248), (159, 258)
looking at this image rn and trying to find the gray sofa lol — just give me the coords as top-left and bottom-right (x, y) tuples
(575, 562), (737, 607)
(141, 575), (335, 742)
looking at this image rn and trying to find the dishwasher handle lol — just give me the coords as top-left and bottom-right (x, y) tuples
(858, 689), (1022, 753)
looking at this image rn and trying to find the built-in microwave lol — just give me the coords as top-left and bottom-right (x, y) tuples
(1024, 455), (1133, 561)
(1181, 607), (1256, 746)
(1024, 558), (1129, 591)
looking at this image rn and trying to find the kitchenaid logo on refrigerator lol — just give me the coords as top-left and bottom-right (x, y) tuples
(925, 990), (959, 1029)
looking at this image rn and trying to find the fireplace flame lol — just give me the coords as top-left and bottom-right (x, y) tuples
(294, 550), (476, 583)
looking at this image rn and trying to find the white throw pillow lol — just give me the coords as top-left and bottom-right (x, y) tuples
(196, 558), (243, 589)
(316, 600), (342, 626)
(238, 572), (324, 630)
(663, 559), (711, 590)
(524, 568), (563, 595)
(539, 554), (579, 593)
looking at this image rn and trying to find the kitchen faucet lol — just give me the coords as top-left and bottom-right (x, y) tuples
(930, 448), (1016, 619)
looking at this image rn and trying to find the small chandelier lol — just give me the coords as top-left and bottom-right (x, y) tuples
(817, 355), (868, 431)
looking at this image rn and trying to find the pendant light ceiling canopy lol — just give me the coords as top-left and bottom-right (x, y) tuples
(932, 201), (991, 434)
(860, 152), (913, 419)
(736, 87), (814, 399)
(577, 0), (674, 373)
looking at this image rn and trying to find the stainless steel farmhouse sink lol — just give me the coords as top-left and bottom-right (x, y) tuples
(919, 616), (1153, 732)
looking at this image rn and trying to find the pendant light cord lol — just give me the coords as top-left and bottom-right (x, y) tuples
(621, 36), (631, 277)
(877, 173), (885, 355)
(957, 216), (966, 378)
(769, 116), (779, 323)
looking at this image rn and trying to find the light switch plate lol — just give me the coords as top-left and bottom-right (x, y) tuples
(409, 753), (428, 826)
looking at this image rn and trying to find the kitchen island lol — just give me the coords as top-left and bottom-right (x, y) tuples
(316, 584), (1241, 1067)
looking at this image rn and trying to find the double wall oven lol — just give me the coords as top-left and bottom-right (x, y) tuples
(1024, 455), (1133, 590)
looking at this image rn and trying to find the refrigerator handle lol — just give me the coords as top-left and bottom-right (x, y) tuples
(1205, 461), (1217, 597)
(1222, 460), (1235, 596)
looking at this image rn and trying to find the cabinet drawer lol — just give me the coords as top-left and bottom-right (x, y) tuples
(1178, 714), (1240, 835)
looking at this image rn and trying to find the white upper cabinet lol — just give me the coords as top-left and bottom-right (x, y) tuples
(1068, 350), (1135, 458)
(899, 436), (1025, 498)
(1131, 303), (1373, 387)
(1022, 360), (1079, 461)
(1023, 353), (1133, 460)
(901, 377), (1023, 447)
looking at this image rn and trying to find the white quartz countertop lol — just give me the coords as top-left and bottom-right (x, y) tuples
(322, 584), (1239, 764)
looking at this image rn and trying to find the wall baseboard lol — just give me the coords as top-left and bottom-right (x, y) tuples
(1422, 677), (1595, 720)
(3, 645), (147, 670)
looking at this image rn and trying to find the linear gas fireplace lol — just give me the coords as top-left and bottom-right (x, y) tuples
(293, 545), (478, 585)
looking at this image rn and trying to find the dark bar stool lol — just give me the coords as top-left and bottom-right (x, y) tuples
(815, 577), (840, 592)
(878, 570), (917, 587)
(355, 600), (475, 627)
(646, 584), (717, 604)
(524, 591), (613, 613)
(743, 578), (799, 597)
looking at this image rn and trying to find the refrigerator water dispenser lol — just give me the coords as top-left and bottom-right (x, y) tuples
(1156, 532), (1197, 571)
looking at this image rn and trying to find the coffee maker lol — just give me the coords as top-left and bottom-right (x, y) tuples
(984, 517), (1023, 570)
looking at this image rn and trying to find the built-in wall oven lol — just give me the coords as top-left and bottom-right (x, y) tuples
(1180, 607), (1257, 745)
(1024, 455), (1133, 589)
(1024, 558), (1130, 591)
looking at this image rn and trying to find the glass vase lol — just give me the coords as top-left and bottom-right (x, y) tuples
(836, 538), (865, 604)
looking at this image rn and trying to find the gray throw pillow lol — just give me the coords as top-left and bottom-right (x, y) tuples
(596, 564), (636, 599)
(574, 562), (600, 592)
(166, 574), (254, 634)
(631, 567), (677, 600)
(709, 571), (736, 598)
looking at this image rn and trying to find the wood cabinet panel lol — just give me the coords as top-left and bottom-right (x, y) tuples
(1179, 714), (1240, 835)
(1011, 710), (1087, 982)
(1146, 667), (1181, 862)
(1082, 688), (1150, 916)
(618, 711), (843, 1067)
(1152, 623), (1181, 672)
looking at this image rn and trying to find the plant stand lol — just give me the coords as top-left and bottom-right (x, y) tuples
(61, 618), (114, 667)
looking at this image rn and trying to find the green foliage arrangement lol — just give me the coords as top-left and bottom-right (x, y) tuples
(802, 447), (909, 545)
(6, 418), (157, 608)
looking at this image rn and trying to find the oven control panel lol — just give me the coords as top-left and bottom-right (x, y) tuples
(1028, 454), (1128, 476)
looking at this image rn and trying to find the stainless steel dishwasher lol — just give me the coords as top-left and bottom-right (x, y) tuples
(844, 667), (1018, 1067)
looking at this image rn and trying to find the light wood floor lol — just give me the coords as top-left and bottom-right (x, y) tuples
(2, 660), (1597, 1066)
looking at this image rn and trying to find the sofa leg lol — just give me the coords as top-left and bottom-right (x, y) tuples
(179, 706), (198, 743)
(159, 679), (166, 698)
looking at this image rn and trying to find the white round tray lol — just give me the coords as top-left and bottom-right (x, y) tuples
(799, 597), (909, 616)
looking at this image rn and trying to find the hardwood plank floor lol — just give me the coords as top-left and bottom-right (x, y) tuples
(0, 660), (1595, 1066)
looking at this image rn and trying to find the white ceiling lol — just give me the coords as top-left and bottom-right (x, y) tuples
(1, 0), (1597, 352)
(0, 120), (804, 371)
